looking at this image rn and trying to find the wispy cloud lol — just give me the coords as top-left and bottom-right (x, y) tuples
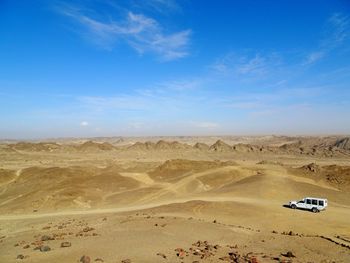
(212, 52), (282, 78)
(191, 121), (220, 129)
(304, 13), (349, 65)
(57, 4), (191, 61)
(304, 51), (325, 65)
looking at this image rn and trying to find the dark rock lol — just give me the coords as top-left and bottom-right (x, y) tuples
(282, 251), (295, 258)
(83, 227), (95, 232)
(95, 258), (104, 262)
(23, 244), (30, 249)
(40, 245), (51, 252)
(41, 235), (53, 241)
(121, 259), (131, 263)
(80, 255), (91, 263)
(17, 254), (25, 260)
(156, 253), (167, 259)
(61, 241), (71, 248)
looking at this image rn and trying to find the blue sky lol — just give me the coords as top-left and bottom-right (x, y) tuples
(1, 0), (350, 139)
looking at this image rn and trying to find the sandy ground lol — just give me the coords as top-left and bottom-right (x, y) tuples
(0, 136), (349, 262)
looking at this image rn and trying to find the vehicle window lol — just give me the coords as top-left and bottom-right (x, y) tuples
(306, 199), (311, 204)
(312, 200), (317, 205)
(298, 200), (304, 203)
(319, 200), (324, 206)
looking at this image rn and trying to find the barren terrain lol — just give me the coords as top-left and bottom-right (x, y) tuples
(0, 136), (349, 262)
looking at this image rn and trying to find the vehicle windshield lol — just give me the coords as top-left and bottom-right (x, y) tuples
(298, 200), (305, 203)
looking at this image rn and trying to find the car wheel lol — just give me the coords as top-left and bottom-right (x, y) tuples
(312, 207), (318, 213)
(291, 204), (296, 209)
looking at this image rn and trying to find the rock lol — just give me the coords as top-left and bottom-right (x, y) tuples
(80, 255), (91, 263)
(282, 251), (295, 258)
(17, 254), (25, 259)
(23, 244), (30, 249)
(213, 219), (217, 223)
(83, 227), (95, 232)
(175, 248), (186, 258)
(156, 253), (167, 259)
(61, 241), (71, 248)
(95, 258), (104, 262)
(121, 259), (131, 263)
(40, 245), (51, 252)
(41, 235), (53, 241)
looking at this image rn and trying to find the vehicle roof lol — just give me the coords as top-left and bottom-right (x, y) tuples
(304, 197), (327, 200)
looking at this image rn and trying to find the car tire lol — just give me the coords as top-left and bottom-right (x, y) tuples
(291, 204), (296, 209)
(312, 207), (318, 213)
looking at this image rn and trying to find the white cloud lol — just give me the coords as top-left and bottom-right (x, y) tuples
(325, 13), (349, 47)
(211, 52), (281, 77)
(80, 121), (89, 126)
(58, 6), (191, 61)
(305, 13), (349, 65)
(237, 54), (267, 75)
(191, 122), (219, 129)
(304, 51), (325, 65)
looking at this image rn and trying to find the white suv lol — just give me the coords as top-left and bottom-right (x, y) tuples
(289, 197), (327, 213)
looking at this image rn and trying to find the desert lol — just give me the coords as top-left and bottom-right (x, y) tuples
(2, 1), (350, 262)
(0, 136), (349, 262)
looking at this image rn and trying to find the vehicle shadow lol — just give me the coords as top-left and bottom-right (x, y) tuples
(282, 204), (314, 213)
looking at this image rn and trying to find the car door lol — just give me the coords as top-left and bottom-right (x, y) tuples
(297, 200), (306, 209)
(305, 199), (312, 209)
(318, 199), (324, 209)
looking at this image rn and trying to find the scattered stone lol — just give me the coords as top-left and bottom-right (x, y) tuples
(17, 254), (25, 260)
(175, 248), (186, 258)
(41, 235), (53, 241)
(272, 230), (278, 234)
(156, 253), (167, 259)
(282, 251), (295, 258)
(80, 255), (91, 263)
(121, 259), (131, 263)
(83, 227), (95, 232)
(23, 244), (30, 249)
(61, 241), (71, 248)
(40, 245), (51, 252)
(14, 243), (19, 247)
(213, 219), (217, 223)
(95, 258), (104, 262)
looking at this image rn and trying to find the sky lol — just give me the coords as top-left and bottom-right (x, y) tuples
(0, 0), (350, 139)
